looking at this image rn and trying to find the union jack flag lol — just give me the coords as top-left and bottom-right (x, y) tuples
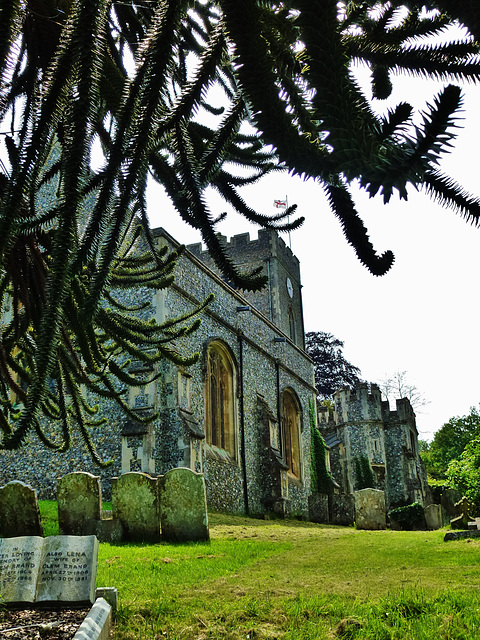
(273, 199), (287, 208)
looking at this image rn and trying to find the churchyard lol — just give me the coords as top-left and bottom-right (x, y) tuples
(34, 505), (480, 639)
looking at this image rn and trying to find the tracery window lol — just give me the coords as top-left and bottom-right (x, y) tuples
(205, 341), (237, 457)
(281, 388), (301, 478)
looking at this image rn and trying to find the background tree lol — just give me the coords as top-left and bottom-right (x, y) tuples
(1, 1), (480, 454)
(422, 406), (480, 480)
(446, 437), (480, 508)
(378, 370), (430, 414)
(305, 331), (362, 400)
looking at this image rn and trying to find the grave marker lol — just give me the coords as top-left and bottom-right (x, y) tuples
(112, 472), (160, 541)
(0, 481), (43, 537)
(0, 535), (98, 606)
(354, 488), (386, 530)
(57, 472), (102, 536)
(159, 468), (209, 542)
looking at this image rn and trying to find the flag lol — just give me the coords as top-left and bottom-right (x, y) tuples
(273, 199), (287, 208)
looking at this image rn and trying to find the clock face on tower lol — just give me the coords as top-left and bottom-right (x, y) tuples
(286, 277), (293, 298)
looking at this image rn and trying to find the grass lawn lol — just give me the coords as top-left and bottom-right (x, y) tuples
(38, 505), (480, 639)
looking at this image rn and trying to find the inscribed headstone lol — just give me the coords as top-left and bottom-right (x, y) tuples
(355, 488), (386, 530)
(57, 472), (102, 536)
(112, 472), (160, 541)
(159, 467), (209, 542)
(0, 535), (98, 605)
(0, 481), (43, 537)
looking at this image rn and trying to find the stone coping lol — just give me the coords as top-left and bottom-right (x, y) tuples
(73, 597), (112, 640)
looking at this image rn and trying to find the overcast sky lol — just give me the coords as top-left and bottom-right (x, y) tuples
(146, 71), (480, 442)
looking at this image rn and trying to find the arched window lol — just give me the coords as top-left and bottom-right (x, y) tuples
(281, 389), (301, 478)
(205, 341), (237, 457)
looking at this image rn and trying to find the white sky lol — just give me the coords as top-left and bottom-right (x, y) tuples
(146, 73), (480, 443)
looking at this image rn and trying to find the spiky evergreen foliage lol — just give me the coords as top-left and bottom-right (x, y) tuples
(0, 1), (479, 456)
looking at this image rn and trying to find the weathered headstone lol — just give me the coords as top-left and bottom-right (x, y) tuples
(112, 472), (160, 541)
(159, 468), (209, 542)
(57, 472), (102, 536)
(0, 481), (43, 537)
(308, 493), (329, 524)
(0, 535), (98, 606)
(355, 488), (386, 530)
(329, 493), (355, 526)
(425, 504), (443, 530)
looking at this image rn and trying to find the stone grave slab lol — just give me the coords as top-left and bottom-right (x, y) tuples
(355, 488), (386, 530)
(159, 467), (209, 542)
(0, 481), (43, 537)
(58, 472), (102, 536)
(112, 472), (160, 541)
(0, 535), (98, 606)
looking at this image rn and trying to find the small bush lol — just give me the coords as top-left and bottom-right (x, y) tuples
(388, 502), (425, 530)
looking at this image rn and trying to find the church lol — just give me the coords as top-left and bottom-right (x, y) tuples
(0, 225), (429, 520)
(0, 227), (317, 518)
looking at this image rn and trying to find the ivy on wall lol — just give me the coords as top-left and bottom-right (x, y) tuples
(310, 400), (335, 495)
(354, 455), (375, 490)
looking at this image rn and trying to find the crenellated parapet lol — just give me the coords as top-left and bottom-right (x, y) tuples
(333, 382), (383, 424)
(186, 229), (301, 281)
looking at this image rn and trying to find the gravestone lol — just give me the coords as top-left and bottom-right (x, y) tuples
(425, 504), (443, 530)
(450, 496), (474, 529)
(0, 481), (43, 537)
(355, 488), (386, 530)
(308, 493), (329, 524)
(329, 493), (355, 526)
(0, 535), (98, 606)
(159, 468), (209, 542)
(58, 472), (102, 536)
(112, 472), (160, 541)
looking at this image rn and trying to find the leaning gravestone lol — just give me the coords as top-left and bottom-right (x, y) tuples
(159, 467), (209, 542)
(0, 535), (98, 606)
(58, 472), (102, 536)
(355, 488), (386, 530)
(112, 472), (160, 541)
(0, 481), (43, 537)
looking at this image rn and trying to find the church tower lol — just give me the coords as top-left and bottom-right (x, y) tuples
(187, 229), (305, 348)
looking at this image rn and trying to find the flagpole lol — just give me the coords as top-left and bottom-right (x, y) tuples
(286, 195), (291, 249)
